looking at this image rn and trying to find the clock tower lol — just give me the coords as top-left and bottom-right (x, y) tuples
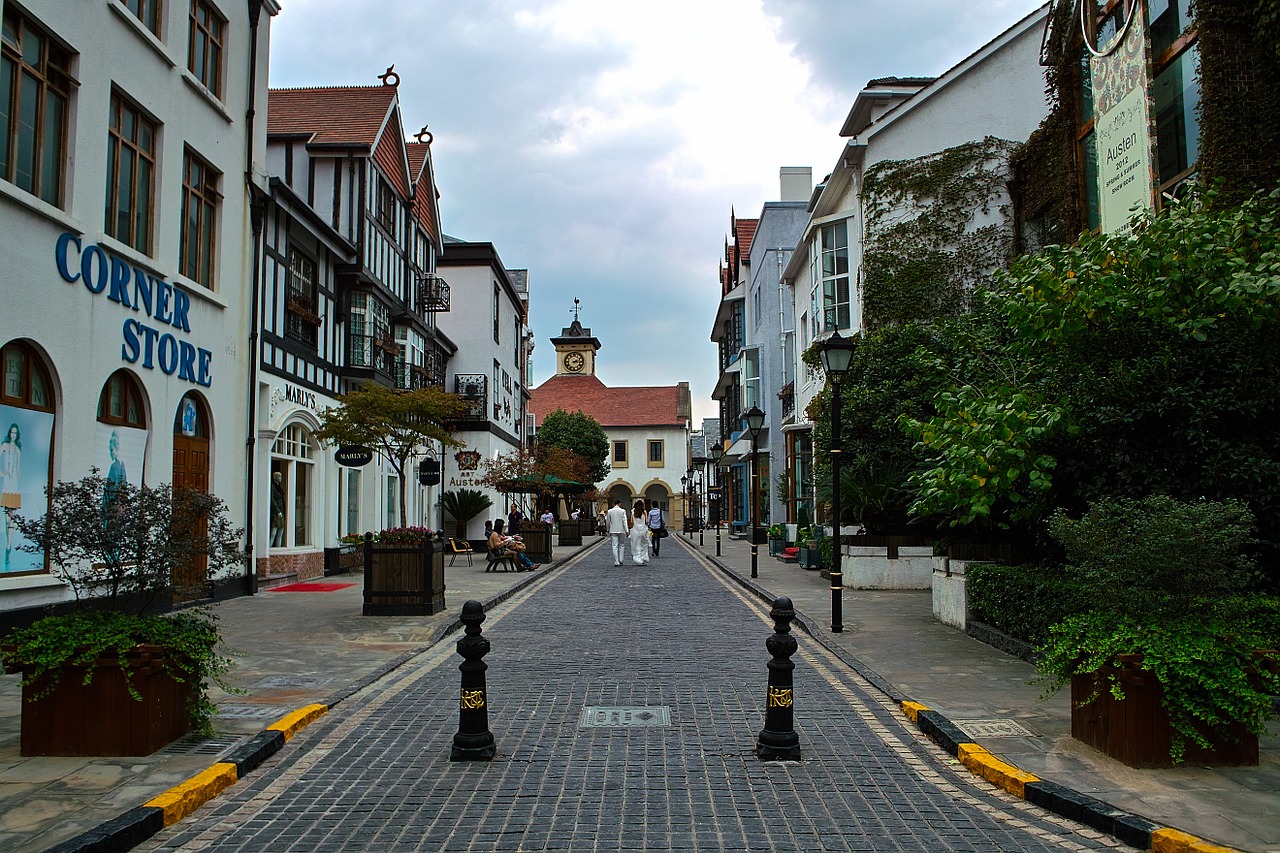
(551, 298), (602, 377)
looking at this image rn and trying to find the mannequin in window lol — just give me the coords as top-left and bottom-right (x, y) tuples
(270, 471), (286, 547)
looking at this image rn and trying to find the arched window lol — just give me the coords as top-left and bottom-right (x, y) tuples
(97, 370), (146, 427)
(270, 423), (314, 548)
(0, 341), (56, 575)
(96, 370), (148, 488)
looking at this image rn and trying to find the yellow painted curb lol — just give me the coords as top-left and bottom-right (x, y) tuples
(901, 701), (928, 722)
(1152, 828), (1246, 853)
(956, 742), (1039, 798)
(145, 762), (239, 825)
(267, 703), (328, 741)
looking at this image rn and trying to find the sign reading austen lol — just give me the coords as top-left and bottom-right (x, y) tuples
(1090, 6), (1153, 235)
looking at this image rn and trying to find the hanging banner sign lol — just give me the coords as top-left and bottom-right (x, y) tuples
(334, 445), (374, 467)
(1090, 6), (1154, 235)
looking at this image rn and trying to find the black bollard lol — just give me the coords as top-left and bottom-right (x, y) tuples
(756, 596), (802, 760)
(450, 600), (496, 761)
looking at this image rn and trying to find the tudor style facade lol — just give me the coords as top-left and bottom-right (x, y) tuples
(258, 75), (453, 580)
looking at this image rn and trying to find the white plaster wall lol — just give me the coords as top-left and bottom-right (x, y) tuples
(0, 0), (270, 607)
(844, 546), (934, 589)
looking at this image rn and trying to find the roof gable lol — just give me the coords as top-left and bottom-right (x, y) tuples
(528, 375), (685, 428)
(267, 85), (398, 147)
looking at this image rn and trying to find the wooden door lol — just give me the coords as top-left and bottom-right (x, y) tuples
(171, 432), (210, 602)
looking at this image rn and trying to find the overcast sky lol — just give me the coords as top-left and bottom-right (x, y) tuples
(268, 0), (1048, 425)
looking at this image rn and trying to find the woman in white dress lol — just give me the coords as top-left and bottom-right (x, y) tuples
(628, 499), (650, 565)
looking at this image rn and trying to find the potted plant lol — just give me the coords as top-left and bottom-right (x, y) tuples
(439, 488), (493, 542)
(0, 472), (242, 756)
(1035, 495), (1280, 767)
(767, 523), (786, 556)
(796, 527), (823, 570)
(361, 526), (446, 616)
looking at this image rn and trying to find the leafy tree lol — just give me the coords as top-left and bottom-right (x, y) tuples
(535, 409), (610, 485)
(9, 470), (243, 613)
(439, 488), (493, 540)
(900, 184), (1280, 577)
(315, 381), (465, 528)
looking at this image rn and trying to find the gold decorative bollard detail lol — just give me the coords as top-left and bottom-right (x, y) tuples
(460, 689), (486, 710)
(767, 687), (794, 708)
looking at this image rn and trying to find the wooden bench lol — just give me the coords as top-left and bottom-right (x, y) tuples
(485, 547), (518, 573)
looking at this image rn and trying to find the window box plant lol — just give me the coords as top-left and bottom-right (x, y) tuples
(0, 472), (242, 756)
(1035, 496), (1280, 767)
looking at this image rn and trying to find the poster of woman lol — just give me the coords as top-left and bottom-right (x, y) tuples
(94, 423), (148, 489)
(0, 404), (55, 575)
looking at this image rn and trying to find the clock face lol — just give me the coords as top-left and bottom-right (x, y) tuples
(564, 352), (585, 373)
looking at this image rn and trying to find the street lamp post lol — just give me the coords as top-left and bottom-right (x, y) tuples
(818, 330), (856, 634)
(710, 444), (723, 556)
(743, 406), (766, 580)
(681, 475), (689, 535)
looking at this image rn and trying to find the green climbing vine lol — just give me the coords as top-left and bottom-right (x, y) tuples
(861, 137), (1020, 331)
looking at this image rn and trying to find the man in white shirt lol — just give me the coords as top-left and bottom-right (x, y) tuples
(647, 501), (664, 558)
(605, 499), (630, 566)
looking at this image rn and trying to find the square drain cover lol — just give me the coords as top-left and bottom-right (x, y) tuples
(579, 706), (671, 729)
(216, 703), (290, 720)
(955, 719), (1038, 738)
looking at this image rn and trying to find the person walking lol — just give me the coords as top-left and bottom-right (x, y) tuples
(605, 499), (629, 566)
(647, 500), (665, 558)
(628, 500), (650, 565)
(508, 503), (524, 536)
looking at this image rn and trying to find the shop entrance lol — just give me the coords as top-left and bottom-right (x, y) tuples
(172, 394), (210, 602)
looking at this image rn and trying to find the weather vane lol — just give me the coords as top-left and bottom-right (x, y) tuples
(570, 297), (582, 322)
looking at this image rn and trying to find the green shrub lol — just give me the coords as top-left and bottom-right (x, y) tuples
(1048, 494), (1256, 619)
(967, 563), (1091, 645)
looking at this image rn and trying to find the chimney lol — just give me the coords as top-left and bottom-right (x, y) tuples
(780, 167), (813, 203)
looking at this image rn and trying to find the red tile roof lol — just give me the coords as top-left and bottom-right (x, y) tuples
(735, 218), (758, 260)
(267, 86), (397, 147)
(529, 375), (685, 428)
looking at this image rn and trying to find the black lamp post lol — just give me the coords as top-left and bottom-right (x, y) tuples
(681, 474), (689, 534)
(710, 443), (723, 556)
(693, 457), (707, 546)
(743, 405), (766, 580)
(818, 329), (856, 634)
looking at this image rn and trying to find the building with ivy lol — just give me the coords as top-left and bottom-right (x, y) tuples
(774, 7), (1051, 535)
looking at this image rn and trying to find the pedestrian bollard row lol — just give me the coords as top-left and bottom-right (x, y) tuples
(451, 599), (496, 761)
(756, 595), (802, 760)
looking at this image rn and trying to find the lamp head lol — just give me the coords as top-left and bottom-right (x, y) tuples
(743, 406), (766, 437)
(818, 329), (856, 380)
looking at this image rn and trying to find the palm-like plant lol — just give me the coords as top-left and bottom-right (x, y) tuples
(439, 488), (494, 540)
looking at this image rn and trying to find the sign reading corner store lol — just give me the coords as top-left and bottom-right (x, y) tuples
(54, 233), (213, 387)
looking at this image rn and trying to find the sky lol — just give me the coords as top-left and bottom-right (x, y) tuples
(267, 0), (1049, 425)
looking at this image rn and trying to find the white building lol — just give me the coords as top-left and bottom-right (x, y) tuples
(435, 238), (532, 539)
(0, 0), (277, 618)
(529, 316), (691, 525)
(781, 7), (1051, 528)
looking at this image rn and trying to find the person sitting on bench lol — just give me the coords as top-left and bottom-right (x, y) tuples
(488, 518), (538, 571)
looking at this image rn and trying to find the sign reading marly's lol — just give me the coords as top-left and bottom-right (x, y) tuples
(335, 445), (374, 466)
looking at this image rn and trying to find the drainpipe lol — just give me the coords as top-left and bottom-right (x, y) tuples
(242, 0), (265, 595)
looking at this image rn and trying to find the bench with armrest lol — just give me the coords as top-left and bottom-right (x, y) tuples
(485, 546), (518, 573)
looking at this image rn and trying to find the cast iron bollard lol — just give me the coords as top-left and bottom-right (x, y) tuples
(756, 595), (802, 760)
(450, 600), (496, 761)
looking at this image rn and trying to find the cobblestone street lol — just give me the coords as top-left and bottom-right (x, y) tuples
(137, 539), (1126, 852)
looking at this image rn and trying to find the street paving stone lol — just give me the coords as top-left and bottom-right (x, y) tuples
(137, 540), (1129, 852)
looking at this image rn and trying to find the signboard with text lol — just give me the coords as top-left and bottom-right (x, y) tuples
(1091, 7), (1154, 234)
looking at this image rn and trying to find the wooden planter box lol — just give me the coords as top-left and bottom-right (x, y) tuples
(558, 519), (582, 546)
(798, 545), (822, 570)
(767, 537), (785, 556)
(363, 539), (445, 616)
(8, 645), (196, 756)
(1070, 658), (1259, 768)
(519, 523), (552, 563)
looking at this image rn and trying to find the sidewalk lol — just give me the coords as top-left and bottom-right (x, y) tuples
(2, 530), (1276, 852)
(0, 535), (602, 853)
(683, 529), (1280, 853)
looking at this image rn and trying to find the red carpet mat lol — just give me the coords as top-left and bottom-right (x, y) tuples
(268, 582), (355, 592)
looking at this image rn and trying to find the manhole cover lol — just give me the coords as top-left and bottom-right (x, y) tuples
(250, 676), (335, 690)
(954, 719), (1038, 738)
(159, 734), (246, 756)
(579, 706), (671, 729)
(216, 703), (290, 720)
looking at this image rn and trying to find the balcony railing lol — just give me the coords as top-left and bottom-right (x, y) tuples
(395, 361), (439, 391)
(348, 333), (398, 376)
(454, 373), (487, 419)
(418, 274), (451, 314)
